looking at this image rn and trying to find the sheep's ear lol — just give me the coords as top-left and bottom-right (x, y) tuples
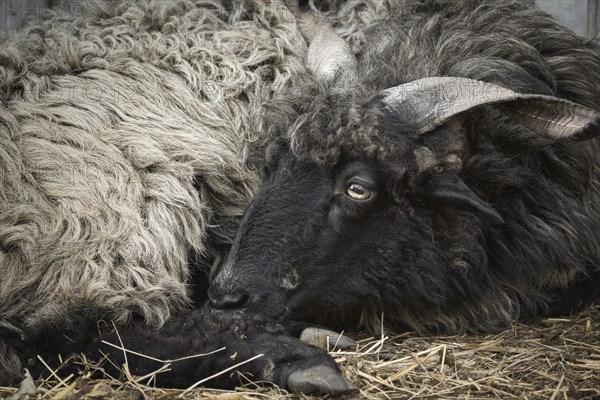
(424, 172), (504, 225)
(380, 77), (600, 141)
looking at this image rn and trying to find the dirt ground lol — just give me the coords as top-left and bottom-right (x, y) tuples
(2, 304), (598, 400)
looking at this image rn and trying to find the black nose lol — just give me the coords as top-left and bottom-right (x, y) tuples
(207, 290), (249, 310)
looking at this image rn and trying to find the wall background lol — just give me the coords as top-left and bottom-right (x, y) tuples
(536, 0), (597, 38)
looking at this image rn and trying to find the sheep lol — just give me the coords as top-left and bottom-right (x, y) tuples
(208, 0), (600, 335)
(0, 0), (395, 393)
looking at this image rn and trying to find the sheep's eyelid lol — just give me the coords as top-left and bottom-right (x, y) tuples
(346, 176), (376, 188)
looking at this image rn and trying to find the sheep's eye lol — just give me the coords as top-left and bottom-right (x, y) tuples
(345, 183), (373, 201)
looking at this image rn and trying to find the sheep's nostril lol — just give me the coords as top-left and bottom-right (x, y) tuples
(208, 291), (249, 310)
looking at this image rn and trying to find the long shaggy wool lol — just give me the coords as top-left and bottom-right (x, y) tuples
(0, 0), (305, 331)
(0, 0), (397, 384)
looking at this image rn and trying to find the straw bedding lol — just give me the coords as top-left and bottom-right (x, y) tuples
(2, 304), (597, 399)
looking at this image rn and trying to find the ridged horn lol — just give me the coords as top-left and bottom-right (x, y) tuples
(380, 77), (600, 141)
(294, 9), (357, 85)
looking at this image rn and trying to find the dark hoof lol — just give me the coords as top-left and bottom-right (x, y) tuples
(300, 327), (356, 350)
(287, 365), (358, 396)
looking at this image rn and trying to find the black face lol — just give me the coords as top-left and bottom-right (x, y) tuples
(207, 154), (401, 321)
(205, 105), (511, 331)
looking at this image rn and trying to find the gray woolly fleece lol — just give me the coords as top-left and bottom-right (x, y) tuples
(0, 0), (396, 338)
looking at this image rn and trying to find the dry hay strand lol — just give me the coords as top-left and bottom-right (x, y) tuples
(1, 304), (598, 399)
(342, 303), (600, 399)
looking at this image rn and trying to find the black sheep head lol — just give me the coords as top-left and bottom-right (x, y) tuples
(208, 10), (600, 332)
(208, 89), (599, 331)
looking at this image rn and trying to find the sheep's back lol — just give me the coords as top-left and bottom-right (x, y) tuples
(0, 0), (309, 331)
